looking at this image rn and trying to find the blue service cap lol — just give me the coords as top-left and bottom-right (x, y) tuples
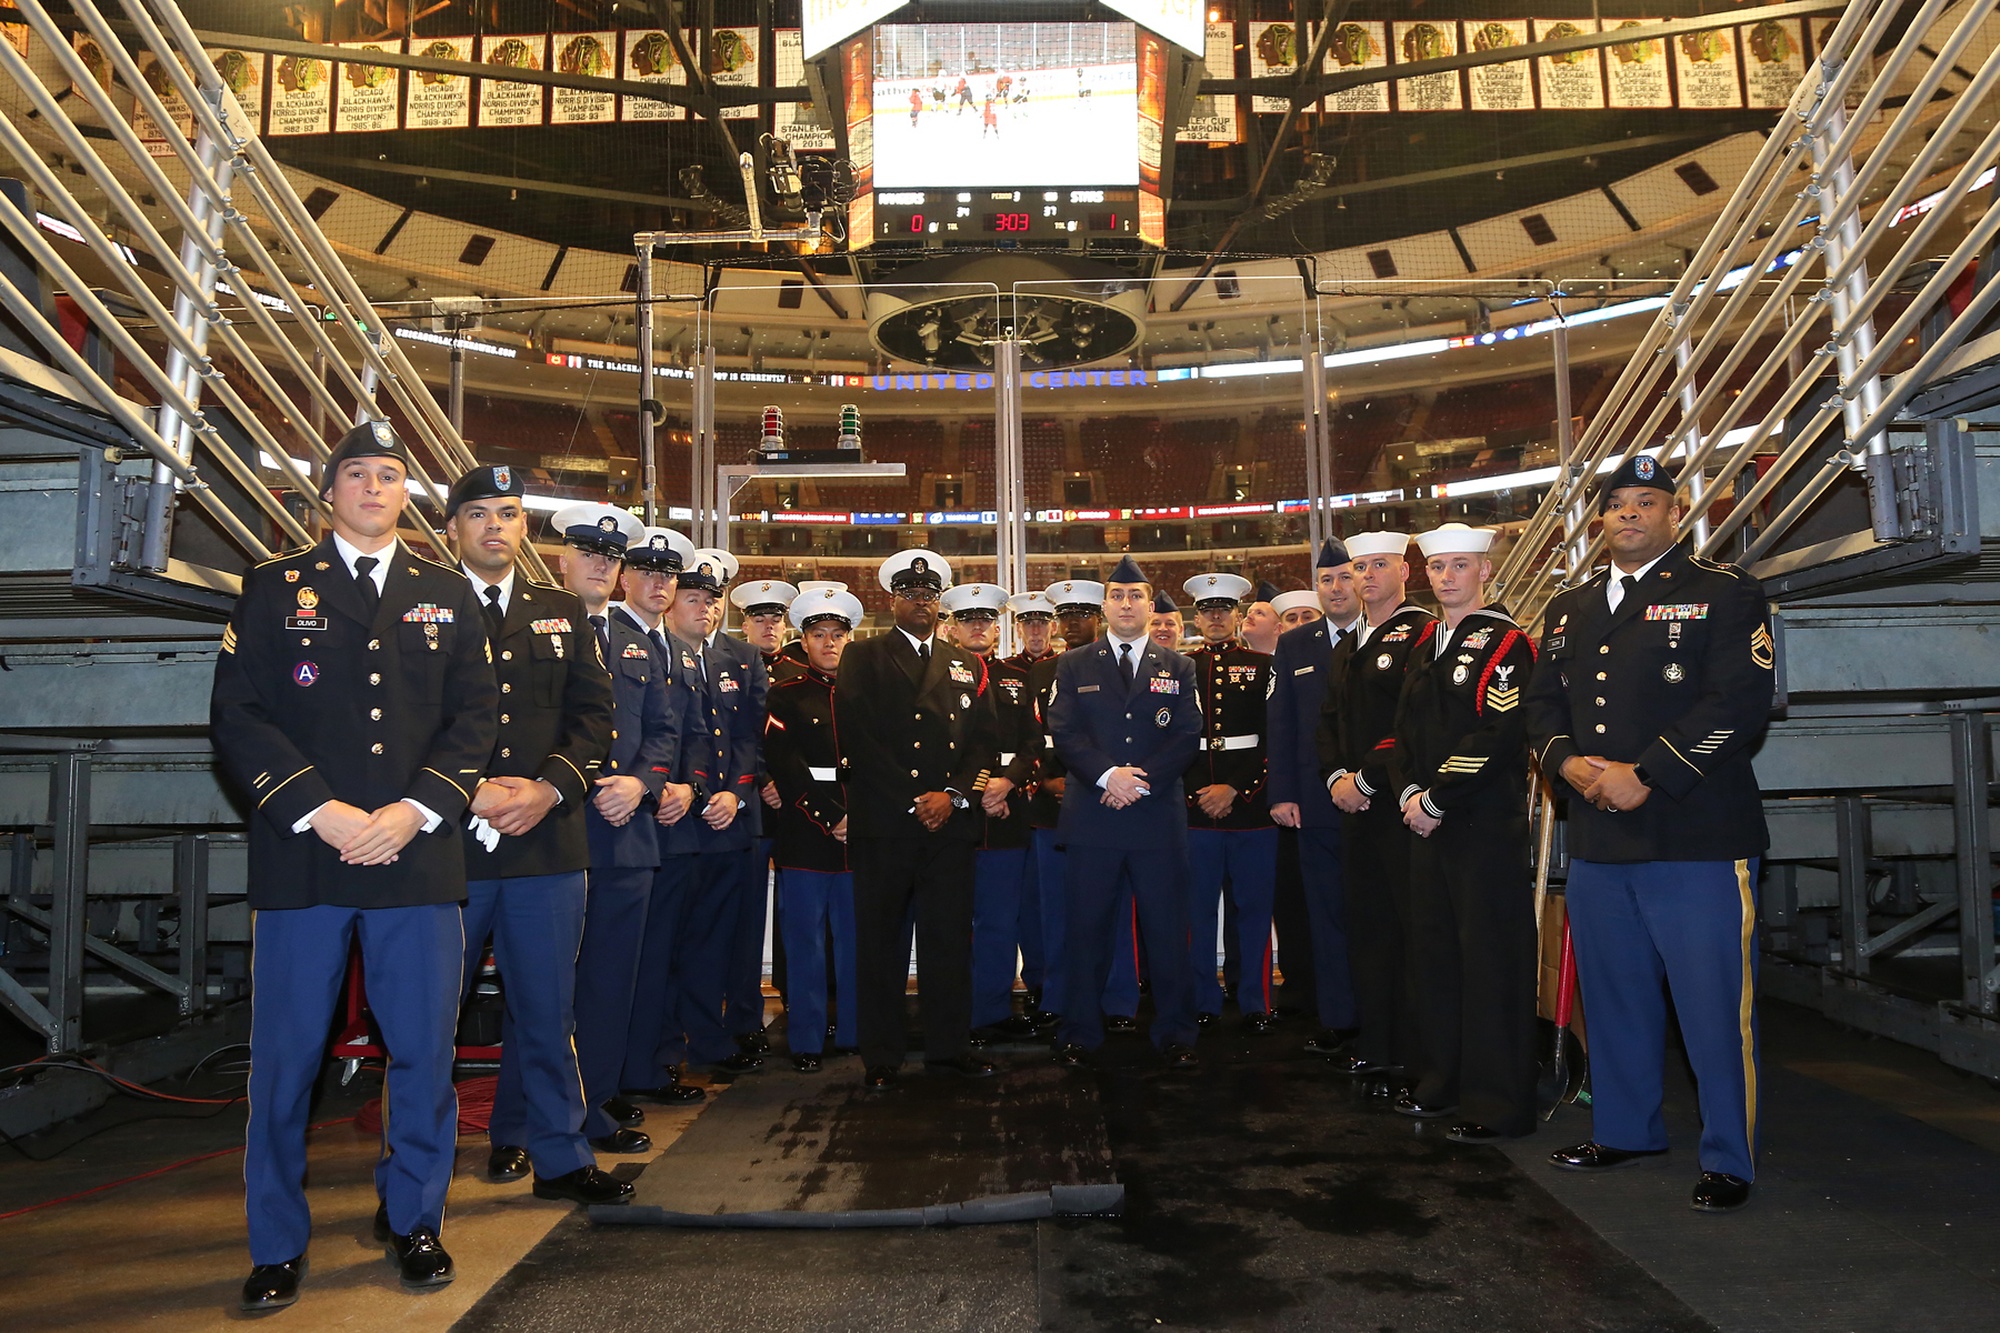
(1106, 554), (1149, 585)
(1314, 537), (1349, 569)
(1254, 579), (1284, 604)
(1152, 591), (1179, 615)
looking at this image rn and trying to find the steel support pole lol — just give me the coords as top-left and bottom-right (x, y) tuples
(1812, 104), (1896, 541)
(636, 246), (659, 525)
(1675, 336), (1711, 547)
(352, 363), (380, 427)
(175, 833), (209, 1016)
(447, 336), (465, 436)
(46, 750), (91, 1053)
(994, 338), (1027, 656)
(1836, 795), (1872, 977)
(1552, 316), (1585, 581)
(693, 342), (717, 545)
(140, 116), (232, 572)
(1951, 711), (1995, 1013)
(1302, 320), (1329, 550)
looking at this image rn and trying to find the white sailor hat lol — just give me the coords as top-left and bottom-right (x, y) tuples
(940, 583), (1008, 619)
(729, 579), (800, 615)
(690, 547), (739, 585)
(880, 548), (953, 594)
(1183, 571), (1253, 608)
(550, 502), (644, 558)
(1415, 523), (1497, 558)
(797, 579), (850, 594)
(788, 585), (864, 631)
(1044, 579), (1105, 610)
(1343, 531), (1412, 561)
(1007, 590), (1056, 620)
(1271, 589), (1320, 616)
(625, 526), (695, 573)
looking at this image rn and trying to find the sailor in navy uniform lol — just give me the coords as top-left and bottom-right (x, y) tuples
(446, 475), (629, 1208)
(1179, 571), (1281, 1029)
(944, 583), (1039, 1041)
(1525, 455), (1773, 1213)
(1268, 539), (1363, 1053)
(607, 527), (711, 1106)
(834, 549), (1001, 1089)
(1046, 555), (1203, 1069)
(1318, 531), (1436, 1086)
(213, 423), (496, 1311)
(697, 549), (776, 1057)
(1002, 590), (1059, 1016)
(556, 504), (678, 1153)
(1383, 524), (1539, 1139)
(764, 587), (868, 1071)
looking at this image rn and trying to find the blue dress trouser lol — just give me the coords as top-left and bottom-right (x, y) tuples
(1033, 827), (1140, 1021)
(778, 868), (858, 1053)
(1018, 836), (1046, 995)
(246, 902), (462, 1264)
(1186, 828), (1279, 1015)
(1566, 858), (1762, 1181)
(668, 850), (746, 1067)
(971, 847), (1029, 1027)
(1057, 844), (1197, 1052)
(570, 866), (652, 1139)
(726, 840), (774, 1034)
(622, 854), (691, 1089)
(464, 872), (593, 1179)
(1298, 825), (1357, 1029)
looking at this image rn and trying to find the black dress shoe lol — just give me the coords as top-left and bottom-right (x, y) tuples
(1054, 1043), (1091, 1069)
(1031, 1009), (1062, 1030)
(929, 1055), (996, 1078)
(736, 1029), (771, 1055)
(1691, 1171), (1752, 1211)
(825, 1022), (839, 1041)
(1104, 1014), (1138, 1034)
(532, 1166), (636, 1206)
(603, 1096), (645, 1128)
(713, 1052), (764, 1074)
(1549, 1141), (1668, 1172)
(239, 1256), (305, 1312)
(1339, 1054), (1392, 1076)
(487, 1145), (531, 1182)
(984, 1014), (1041, 1040)
(627, 1081), (706, 1105)
(1243, 1010), (1275, 1033)
(387, 1228), (454, 1290)
(966, 1032), (992, 1051)
(1393, 1091), (1457, 1119)
(589, 1127), (653, 1154)
(1446, 1122), (1525, 1145)
(1162, 1043), (1200, 1070)
(1303, 1028), (1353, 1055)
(864, 1065), (898, 1091)
(1193, 1011), (1216, 1028)
(792, 1052), (823, 1074)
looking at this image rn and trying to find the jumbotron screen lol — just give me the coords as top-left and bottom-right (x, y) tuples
(871, 23), (1140, 190)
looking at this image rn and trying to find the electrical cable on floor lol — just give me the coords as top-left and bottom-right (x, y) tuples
(354, 1074), (498, 1135)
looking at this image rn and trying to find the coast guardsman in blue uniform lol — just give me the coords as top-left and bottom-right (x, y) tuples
(214, 423), (496, 1312)
(1526, 455), (1774, 1213)
(1046, 555), (1204, 1071)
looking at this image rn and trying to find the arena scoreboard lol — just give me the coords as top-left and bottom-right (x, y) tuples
(870, 188), (1142, 243)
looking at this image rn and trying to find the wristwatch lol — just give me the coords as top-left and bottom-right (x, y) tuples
(688, 777), (710, 813)
(1632, 763), (1653, 788)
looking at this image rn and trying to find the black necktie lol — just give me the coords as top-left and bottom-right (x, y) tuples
(482, 583), (503, 635)
(590, 614), (609, 662)
(1619, 574), (1639, 612)
(1119, 641), (1135, 682)
(650, 628), (668, 660)
(353, 556), (380, 619)
(918, 642), (930, 662)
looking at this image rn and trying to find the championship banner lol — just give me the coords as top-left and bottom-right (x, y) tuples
(132, 51), (195, 154)
(209, 48), (268, 132)
(405, 35), (473, 129)
(478, 34), (546, 127)
(1741, 17), (1807, 109)
(1248, 20), (1299, 114)
(267, 51), (333, 136)
(621, 29), (686, 121)
(1321, 20), (1390, 113)
(1178, 21), (1240, 142)
(1603, 20), (1672, 108)
(1672, 25), (1744, 108)
(1464, 20), (1531, 111)
(334, 41), (400, 132)
(1531, 19), (1604, 109)
(550, 32), (617, 124)
(774, 29), (836, 150)
(1393, 21), (1462, 111)
(708, 26), (760, 120)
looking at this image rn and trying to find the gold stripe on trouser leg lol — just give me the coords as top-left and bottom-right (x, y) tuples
(1735, 858), (1758, 1159)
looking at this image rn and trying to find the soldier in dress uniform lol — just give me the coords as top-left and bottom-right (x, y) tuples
(1268, 539), (1364, 1054)
(834, 549), (1000, 1090)
(728, 576), (799, 1033)
(1525, 455), (1773, 1213)
(1318, 532), (1436, 1088)
(944, 583), (1040, 1042)
(216, 423), (496, 1312)
(558, 506), (680, 1155)
(1242, 580), (1284, 655)
(445, 474), (630, 1208)
(1179, 571), (1281, 1029)
(1002, 589), (1058, 1016)
(609, 528), (711, 1108)
(1047, 555), (1203, 1071)
(1384, 524), (1539, 1139)
(1148, 590), (1184, 651)
(765, 586), (868, 1071)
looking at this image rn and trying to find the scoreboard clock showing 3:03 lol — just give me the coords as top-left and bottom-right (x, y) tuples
(873, 189), (1139, 242)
